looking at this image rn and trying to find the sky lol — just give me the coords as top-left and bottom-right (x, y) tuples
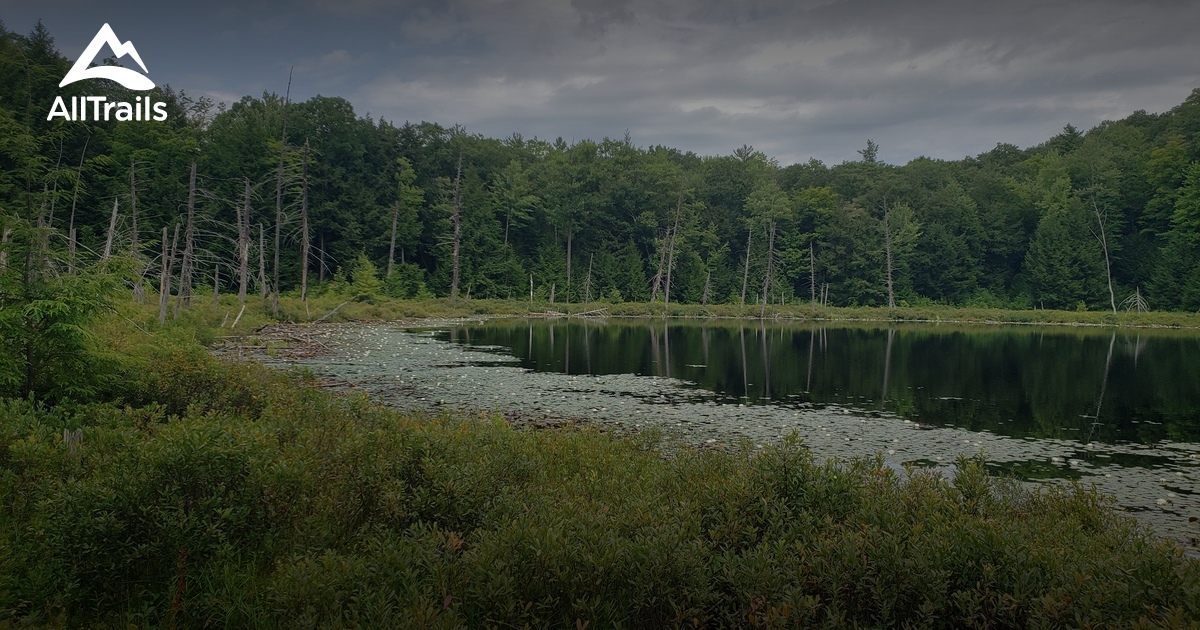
(4, 0), (1199, 166)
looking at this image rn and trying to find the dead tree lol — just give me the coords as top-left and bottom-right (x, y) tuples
(272, 69), (293, 316)
(159, 224), (179, 324)
(740, 228), (753, 308)
(237, 179), (251, 303)
(130, 158), (143, 303)
(759, 221), (777, 318)
(1086, 172), (1118, 315)
(175, 162), (197, 316)
(101, 197), (118, 262)
(66, 135), (89, 275)
(809, 241), (817, 306)
(319, 233), (327, 281)
(300, 139), (310, 303)
(583, 253), (593, 303)
(258, 223), (267, 299)
(388, 196), (400, 279)
(450, 153), (463, 303)
(882, 198), (895, 311)
(0, 228), (11, 272)
(663, 176), (684, 311)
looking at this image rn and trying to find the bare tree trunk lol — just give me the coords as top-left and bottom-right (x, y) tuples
(0, 228), (10, 272)
(258, 223), (267, 299)
(101, 197), (119, 262)
(67, 228), (75, 275)
(176, 161), (197, 315)
(549, 283), (555, 304)
(651, 226), (669, 302)
(273, 69), (293, 317)
(159, 225), (178, 324)
(238, 179), (250, 303)
(701, 270), (711, 306)
(300, 139), (310, 303)
(46, 141), (64, 228)
(882, 200), (895, 311)
(213, 267), (220, 306)
(450, 153), (463, 303)
(1087, 191), (1117, 315)
(388, 199), (399, 278)
(530, 273), (534, 304)
(740, 228), (753, 308)
(664, 177), (684, 311)
(565, 228), (573, 304)
(66, 135), (89, 275)
(810, 241), (817, 307)
(583, 253), (593, 303)
(760, 221), (776, 318)
(319, 232), (327, 281)
(130, 159), (143, 303)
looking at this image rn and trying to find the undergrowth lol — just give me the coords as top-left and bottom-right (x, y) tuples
(1, 335), (1198, 628)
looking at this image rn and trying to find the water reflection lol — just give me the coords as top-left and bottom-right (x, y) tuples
(433, 319), (1200, 445)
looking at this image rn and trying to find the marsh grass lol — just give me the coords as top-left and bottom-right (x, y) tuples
(1, 330), (1198, 628)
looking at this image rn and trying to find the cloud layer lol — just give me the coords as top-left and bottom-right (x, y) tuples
(9, 0), (1200, 164)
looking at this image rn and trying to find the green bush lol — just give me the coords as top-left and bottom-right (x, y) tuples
(2, 346), (1198, 627)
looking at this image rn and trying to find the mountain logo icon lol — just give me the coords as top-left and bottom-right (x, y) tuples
(59, 23), (154, 91)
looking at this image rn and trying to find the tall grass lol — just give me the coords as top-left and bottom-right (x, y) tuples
(1, 332), (1197, 627)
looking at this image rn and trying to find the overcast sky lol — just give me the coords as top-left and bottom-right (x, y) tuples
(5, 0), (1199, 165)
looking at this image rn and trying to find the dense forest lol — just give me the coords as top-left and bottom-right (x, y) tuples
(4, 20), (1200, 313)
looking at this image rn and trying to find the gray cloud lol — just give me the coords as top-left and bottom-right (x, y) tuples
(7, 0), (1199, 164)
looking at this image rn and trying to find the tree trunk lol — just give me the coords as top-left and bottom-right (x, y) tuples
(258, 223), (267, 299)
(388, 199), (399, 278)
(67, 228), (75, 275)
(66, 135), (89, 275)
(213, 267), (220, 306)
(300, 139), (310, 302)
(664, 177), (684, 311)
(176, 161), (197, 315)
(101, 197), (119, 262)
(450, 153), (463, 303)
(273, 69), (293, 317)
(565, 228), (573, 304)
(701, 270), (711, 306)
(583, 253), (593, 303)
(1088, 195), (1117, 315)
(651, 226), (669, 302)
(238, 179), (250, 303)
(882, 200), (895, 311)
(319, 232), (327, 281)
(760, 221), (776, 318)
(740, 227), (753, 308)
(159, 225), (178, 324)
(130, 159), (143, 303)
(810, 241), (817, 307)
(0, 228), (10, 272)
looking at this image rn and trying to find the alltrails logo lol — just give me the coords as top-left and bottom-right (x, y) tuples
(47, 23), (168, 122)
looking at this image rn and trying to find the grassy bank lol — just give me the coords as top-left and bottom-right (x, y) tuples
(2, 314), (1199, 627)
(159, 290), (1200, 331)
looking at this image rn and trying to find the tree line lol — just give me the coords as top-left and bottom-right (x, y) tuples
(3, 20), (1200, 316)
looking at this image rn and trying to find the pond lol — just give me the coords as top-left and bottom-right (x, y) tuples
(271, 318), (1200, 551)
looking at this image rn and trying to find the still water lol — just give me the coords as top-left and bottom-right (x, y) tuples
(282, 318), (1200, 550)
(436, 320), (1200, 446)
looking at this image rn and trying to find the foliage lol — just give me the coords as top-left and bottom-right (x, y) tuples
(5, 21), (1200, 316)
(1, 338), (1197, 626)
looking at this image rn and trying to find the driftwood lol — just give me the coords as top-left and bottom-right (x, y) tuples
(313, 301), (349, 324)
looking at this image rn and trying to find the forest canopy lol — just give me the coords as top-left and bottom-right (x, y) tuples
(3, 20), (1200, 313)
